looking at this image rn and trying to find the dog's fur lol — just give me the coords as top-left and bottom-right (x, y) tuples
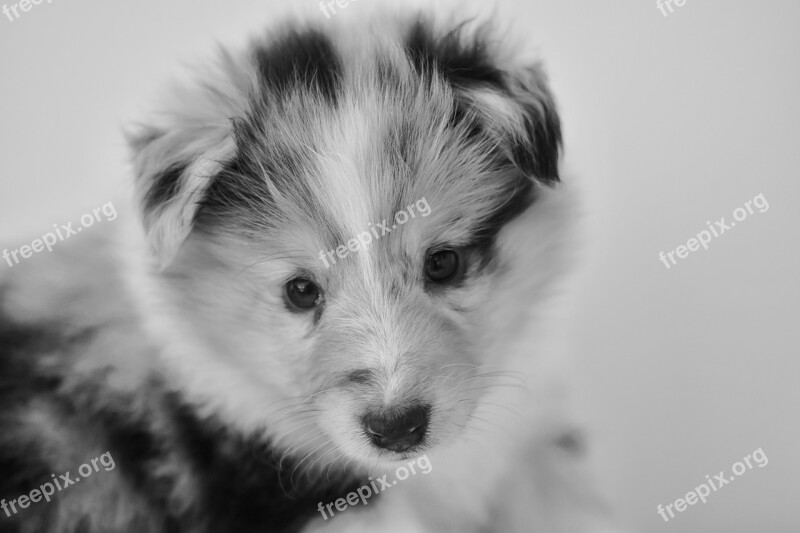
(0, 9), (622, 533)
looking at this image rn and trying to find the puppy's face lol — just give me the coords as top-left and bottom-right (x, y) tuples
(132, 17), (566, 468)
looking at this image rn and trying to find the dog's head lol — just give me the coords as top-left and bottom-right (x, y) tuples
(129, 13), (569, 468)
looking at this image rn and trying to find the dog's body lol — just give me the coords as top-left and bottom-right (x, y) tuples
(0, 10), (621, 533)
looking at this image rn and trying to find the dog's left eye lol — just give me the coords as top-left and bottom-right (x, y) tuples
(284, 278), (321, 311)
(425, 250), (463, 284)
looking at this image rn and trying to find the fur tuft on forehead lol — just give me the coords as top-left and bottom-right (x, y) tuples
(128, 12), (562, 267)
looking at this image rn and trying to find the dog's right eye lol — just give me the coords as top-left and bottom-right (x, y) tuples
(284, 278), (321, 311)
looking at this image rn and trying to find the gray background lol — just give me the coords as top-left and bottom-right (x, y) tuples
(1, 0), (798, 531)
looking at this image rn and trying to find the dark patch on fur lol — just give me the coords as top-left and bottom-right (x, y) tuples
(0, 324), (61, 401)
(253, 28), (343, 105)
(0, 453), (54, 529)
(219, 28), (345, 226)
(91, 397), (176, 525)
(470, 174), (536, 254)
(403, 16), (501, 153)
(404, 18), (562, 184)
(229, 116), (320, 208)
(403, 18), (506, 148)
(404, 19), (505, 90)
(194, 118), (342, 250)
(144, 164), (187, 213)
(167, 396), (370, 533)
(510, 93), (562, 183)
(0, 315), (68, 529)
(194, 155), (272, 232)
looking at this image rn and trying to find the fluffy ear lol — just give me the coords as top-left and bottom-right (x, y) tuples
(128, 125), (236, 268)
(403, 17), (562, 184)
(460, 61), (562, 184)
(127, 51), (252, 268)
(501, 62), (562, 183)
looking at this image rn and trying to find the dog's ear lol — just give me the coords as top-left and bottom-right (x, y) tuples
(459, 61), (562, 184)
(128, 124), (235, 268)
(127, 52), (250, 268)
(404, 18), (562, 184)
(500, 62), (562, 183)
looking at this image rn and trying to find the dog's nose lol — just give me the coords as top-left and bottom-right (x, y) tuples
(362, 405), (430, 452)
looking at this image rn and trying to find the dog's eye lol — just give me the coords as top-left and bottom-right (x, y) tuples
(284, 278), (321, 311)
(425, 250), (463, 284)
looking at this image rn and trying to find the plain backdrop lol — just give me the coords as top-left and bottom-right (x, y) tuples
(1, 1), (798, 532)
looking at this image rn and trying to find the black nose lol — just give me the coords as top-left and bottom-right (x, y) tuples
(362, 405), (430, 452)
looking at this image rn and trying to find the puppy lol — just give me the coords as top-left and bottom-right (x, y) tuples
(0, 8), (622, 533)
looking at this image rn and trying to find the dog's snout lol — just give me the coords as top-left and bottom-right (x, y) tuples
(362, 405), (430, 452)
